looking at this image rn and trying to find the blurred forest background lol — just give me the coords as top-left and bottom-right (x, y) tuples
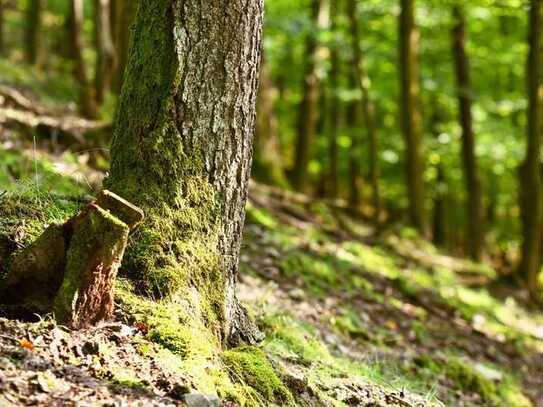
(1, 0), (541, 296)
(2, 0), (543, 406)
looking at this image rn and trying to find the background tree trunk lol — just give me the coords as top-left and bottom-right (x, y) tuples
(0, 0), (5, 56)
(112, 0), (136, 94)
(25, 0), (43, 65)
(399, 0), (427, 235)
(347, 72), (363, 209)
(327, 0), (339, 199)
(519, 0), (543, 298)
(292, 0), (324, 193)
(348, 0), (381, 224)
(106, 0), (264, 345)
(452, 5), (485, 261)
(94, 0), (116, 105)
(254, 58), (287, 187)
(69, 0), (96, 118)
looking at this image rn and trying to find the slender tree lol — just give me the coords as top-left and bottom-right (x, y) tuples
(327, 0), (340, 198)
(106, 0), (264, 344)
(451, 5), (485, 261)
(430, 95), (447, 248)
(69, 0), (96, 118)
(292, 0), (324, 193)
(254, 58), (287, 187)
(0, 0), (5, 56)
(112, 0), (136, 93)
(347, 70), (363, 208)
(399, 0), (427, 235)
(519, 0), (543, 299)
(24, 0), (43, 65)
(94, 0), (116, 104)
(347, 0), (381, 223)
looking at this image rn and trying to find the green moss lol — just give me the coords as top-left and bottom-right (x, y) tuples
(222, 346), (294, 406)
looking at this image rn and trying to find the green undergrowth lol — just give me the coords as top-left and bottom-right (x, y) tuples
(248, 201), (543, 353)
(0, 149), (91, 198)
(0, 59), (76, 108)
(415, 354), (532, 406)
(260, 311), (437, 404)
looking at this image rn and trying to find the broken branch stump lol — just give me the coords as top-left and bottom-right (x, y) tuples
(0, 190), (144, 328)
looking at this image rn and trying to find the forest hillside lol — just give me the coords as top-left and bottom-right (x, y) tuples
(1, 0), (543, 406)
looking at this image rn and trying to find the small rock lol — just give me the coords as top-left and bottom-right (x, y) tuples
(288, 288), (306, 300)
(183, 393), (221, 407)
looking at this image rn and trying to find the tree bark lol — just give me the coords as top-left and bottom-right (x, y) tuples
(94, 0), (116, 105)
(292, 0), (324, 193)
(69, 0), (97, 119)
(452, 5), (485, 261)
(347, 0), (381, 224)
(105, 0), (264, 345)
(519, 0), (543, 299)
(399, 0), (427, 236)
(112, 0), (137, 94)
(254, 57), (287, 187)
(24, 0), (43, 65)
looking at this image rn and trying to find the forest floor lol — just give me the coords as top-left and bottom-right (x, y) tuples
(1, 67), (543, 406)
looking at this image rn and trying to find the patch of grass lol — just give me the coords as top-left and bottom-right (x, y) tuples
(222, 346), (294, 406)
(415, 354), (532, 406)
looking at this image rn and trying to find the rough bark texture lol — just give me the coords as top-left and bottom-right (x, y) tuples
(94, 0), (116, 105)
(254, 58), (287, 187)
(327, 0), (339, 199)
(105, 0), (264, 345)
(399, 0), (427, 236)
(520, 0), (543, 298)
(69, 0), (97, 119)
(292, 0), (324, 193)
(112, 0), (137, 93)
(24, 0), (43, 65)
(347, 0), (381, 224)
(452, 5), (485, 261)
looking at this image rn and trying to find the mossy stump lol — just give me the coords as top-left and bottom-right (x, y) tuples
(0, 190), (143, 328)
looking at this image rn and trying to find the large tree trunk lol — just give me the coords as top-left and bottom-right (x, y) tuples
(292, 0), (324, 193)
(254, 58), (287, 187)
(105, 0), (264, 345)
(399, 0), (427, 236)
(94, 0), (116, 105)
(347, 0), (381, 224)
(24, 0), (43, 65)
(112, 0), (137, 93)
(69, 0), (96, 119)
(327, 0), (339, 199)
(452, 5), (485, 261)
(519, 0), (543, 299)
